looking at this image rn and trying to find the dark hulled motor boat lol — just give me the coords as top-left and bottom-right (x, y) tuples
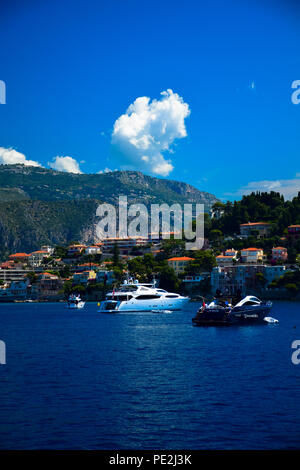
(192, 296), (273, 326)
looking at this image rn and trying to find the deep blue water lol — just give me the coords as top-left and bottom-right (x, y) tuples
(0, 301), (299, 449)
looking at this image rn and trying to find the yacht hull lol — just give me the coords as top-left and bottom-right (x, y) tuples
(98, 297), (189, 313)
(193, 301), (273, 326)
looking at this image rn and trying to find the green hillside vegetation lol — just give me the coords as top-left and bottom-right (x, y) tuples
(0, 164), (219, 259)
(0, 164), (218, 207)
(209, 191), (300, 235)
(0, 199), (99, 259)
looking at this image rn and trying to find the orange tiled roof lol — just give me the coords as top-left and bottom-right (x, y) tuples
(241, 247), (263, 252)
(240, 222), (270, 226)
(288, 225), (300, 228)
(167, 257), (193, 261)
(78, 263), (99, 267)
(9, 253), (30, 258)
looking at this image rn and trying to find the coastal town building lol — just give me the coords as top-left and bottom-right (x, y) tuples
(40, 246), (55, 255)
(264, 265), (289, 284)
(73, 270), (97, 284)
(241, 248), (264, 263)
(240, 222), (271, 238)
(101, 237), (148, 254)
(37, 275), (64, 300)
(8, 253), (30, 263)
(271, 247), (288, 263)
(85, 245), (102, 255)
(211, 264), (291, 296)
(0, 267), (43, 282)
(71, 263), (100, 273)
(215, 248), (238, 266)
(167, 257), (193, 275)
(96, 270), (115, 285)
(0, 279), (29, 301)
(216, 255), (236, 266)
(288, 225), (300, 241)
(67, 244), (87, 256)
(28, 250), (49, 267)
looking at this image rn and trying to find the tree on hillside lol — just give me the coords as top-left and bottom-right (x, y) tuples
(185, 250), (216, 274)
(158, 265), (180, 292)
(113, 243), (120, 266)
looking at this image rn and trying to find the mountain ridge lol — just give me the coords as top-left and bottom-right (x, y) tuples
(0, 165), (219, 258)
(0, 165), (218, 205)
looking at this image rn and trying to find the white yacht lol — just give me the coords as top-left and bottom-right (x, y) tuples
(67, 294), (85, 309)
(98, 280), (190, 313)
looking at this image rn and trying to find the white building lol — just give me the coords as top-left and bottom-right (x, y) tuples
(28, 250), (49, 267)
(241, 248), (264, 263)
(85, 245), (102, 255)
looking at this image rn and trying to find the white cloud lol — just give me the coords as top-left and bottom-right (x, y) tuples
(0, 147), (42, 167)
(233, 175), (300, 200)
(98, 167), (117, 174)
(48, 156), (82, 174)
(111, 89), (190, 177)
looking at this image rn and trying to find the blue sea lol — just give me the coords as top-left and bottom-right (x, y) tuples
(0, 301), (299, 449)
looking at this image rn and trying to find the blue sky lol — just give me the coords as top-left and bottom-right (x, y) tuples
(0, 0), (299, 200)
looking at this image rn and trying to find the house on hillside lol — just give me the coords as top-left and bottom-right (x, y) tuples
(28, 250), (49, 267)
(240, 222), (271, 238)
(241, 248), (264, 264)
(167, 257), (193, 275)
(271, 247), (288, 263)
(8, 253), (30, 263)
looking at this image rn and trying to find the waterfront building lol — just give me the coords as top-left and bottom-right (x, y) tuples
(72, 270), (97, 284)
(96, 270), (115, 285)
(0, 279), (29, 301)
(37, 277), (64, 300)
(211, 264), (290, 296)
(263, 265), (290, 284)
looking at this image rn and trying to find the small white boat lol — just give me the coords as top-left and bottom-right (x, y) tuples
(67, 294), (85, 309)
(264, 316), (279, 324)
